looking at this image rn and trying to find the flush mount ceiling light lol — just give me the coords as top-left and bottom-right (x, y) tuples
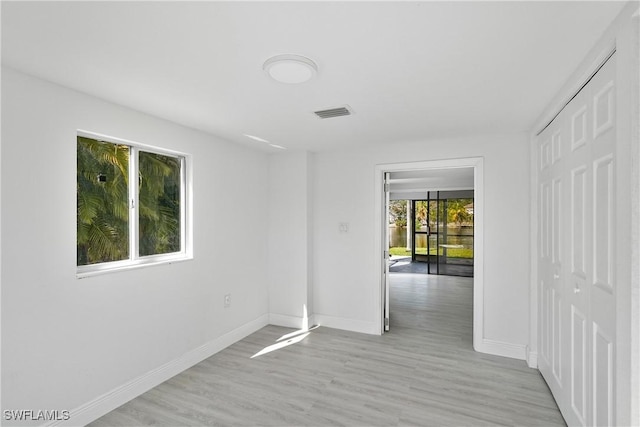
(263, 54), (318, 84)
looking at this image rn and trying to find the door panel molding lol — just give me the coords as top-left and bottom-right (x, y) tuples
(571, 304), (587, 426)
(592, 322), (613, 427)
(592, 154), (615, 294)
(571, 166), (587, 278)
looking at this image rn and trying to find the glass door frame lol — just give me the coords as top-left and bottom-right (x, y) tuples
(412, 192), (474, 276)
(411, 197), (437, 273)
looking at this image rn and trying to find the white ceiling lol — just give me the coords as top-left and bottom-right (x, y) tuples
(1, 1), (627, 152)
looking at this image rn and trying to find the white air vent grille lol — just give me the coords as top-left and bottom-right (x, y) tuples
(313, 105), (353, 119)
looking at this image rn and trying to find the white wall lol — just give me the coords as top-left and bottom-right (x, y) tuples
(312, 135), (531, 347)
(1, 68), (270, 424)
(267, 151), (313, 328)
(0, 66), (533, 424)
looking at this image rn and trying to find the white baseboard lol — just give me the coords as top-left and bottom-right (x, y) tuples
(49, 314), (269, 427)
(313, 314), (379, 335)
(268, 313), (311, 330)
(476, 338), (527, 361)
(526, 346), (539, 369)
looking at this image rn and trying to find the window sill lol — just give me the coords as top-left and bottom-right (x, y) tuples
(76, 255), (193, 279)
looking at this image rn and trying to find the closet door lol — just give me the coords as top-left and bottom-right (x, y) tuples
(538, 53), (617, 427)
(538, 107), (566, 411)
(587, 52), (616, 427)
(565, 65), (592, 427)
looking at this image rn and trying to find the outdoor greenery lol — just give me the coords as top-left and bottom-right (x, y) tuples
(138, 151), (181, 257)
(77, 137), (130, 265)
(444, 199), (473, 226)
(389, 246), (474, 259)
(389, 198), (474, 259)
(77, 136), (181, 266)
(390, 198), (473, 230)
(389, 200), (408, 227)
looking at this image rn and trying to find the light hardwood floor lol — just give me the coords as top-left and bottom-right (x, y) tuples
(90, 273), (565, 426)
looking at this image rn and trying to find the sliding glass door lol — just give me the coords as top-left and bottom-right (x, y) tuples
(411, 193), (474, 277)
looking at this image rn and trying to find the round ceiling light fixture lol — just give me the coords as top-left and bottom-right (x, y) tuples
(263, 54), (318, 84)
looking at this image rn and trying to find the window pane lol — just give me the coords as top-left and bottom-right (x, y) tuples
(77, 137), (130, 265)
(138, 151), (181, 256)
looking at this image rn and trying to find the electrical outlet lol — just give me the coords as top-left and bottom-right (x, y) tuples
(224, 294), (231, 308)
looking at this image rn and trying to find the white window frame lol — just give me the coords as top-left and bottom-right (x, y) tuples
(76, 130), (193, 278)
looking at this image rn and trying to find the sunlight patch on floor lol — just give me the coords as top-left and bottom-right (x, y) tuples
(251, 304), (319, 358)
(250, 332), (310, 358)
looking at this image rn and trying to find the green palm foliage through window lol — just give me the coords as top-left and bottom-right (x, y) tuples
(77, 136), (181, 266)
(138, 152), (181, 256)
(77, 137), (130, 265)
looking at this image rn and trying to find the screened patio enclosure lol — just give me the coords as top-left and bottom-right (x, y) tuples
(388, 190), (474, 277)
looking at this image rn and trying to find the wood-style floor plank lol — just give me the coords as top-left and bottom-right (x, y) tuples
(89, 273), (565, 426)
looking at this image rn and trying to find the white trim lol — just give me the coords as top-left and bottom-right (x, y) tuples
(268, 313), (315, 330)
(129, 145), (138, 262)
(77, 129), (188, 158)
(46, 314), (269, 427)
(526, 346), (539, 369)
(76, 256), (193, 279)
(373, 157), (485, 351)
(529, 132), (540, 373)
(0, 50), (3, 427)
(530, 2), (636, 135)
(626, 9), (640, 427)
(313, 314), (379, 335)
(615, 5), (640, 426)
(472, 159), (485, 353)
(476, 339), (527, 361)
(534, 43), (616, 136)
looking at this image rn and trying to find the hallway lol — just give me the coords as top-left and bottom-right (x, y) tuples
(389, 272), (473, 339)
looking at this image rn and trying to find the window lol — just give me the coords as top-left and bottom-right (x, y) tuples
(77, 132), (190, 276)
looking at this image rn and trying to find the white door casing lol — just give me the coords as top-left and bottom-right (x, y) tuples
(538, 53), (617, 427)
(384, 172), (391, 332)
(374, 158), (484, 349)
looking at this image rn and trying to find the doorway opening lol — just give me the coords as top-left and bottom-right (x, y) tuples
(375, 158), (484, 349)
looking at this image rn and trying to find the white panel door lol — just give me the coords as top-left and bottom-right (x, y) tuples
(538, 53), (617, 427)
(588, 54), (616, 427)
(538, 114), (566, 408)
(566, 71), (592, 427)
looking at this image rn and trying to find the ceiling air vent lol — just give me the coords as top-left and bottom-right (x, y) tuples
(313, 105), (353, 119)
